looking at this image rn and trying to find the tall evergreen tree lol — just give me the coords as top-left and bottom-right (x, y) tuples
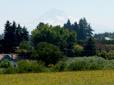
(3, 21), (29, 53)
(83, 18), (94, 37)
(73, 22), (79, 39)
(64, 19), (72, 32)
(4, 20), (12, 41)
(21, 26), (29, 41)
(11, 21), (16, 42)
(78, 19), (86, 40)
(15, 24), (22, 43)
(86, 24), (94, 36)
(83, 37), (97, 56)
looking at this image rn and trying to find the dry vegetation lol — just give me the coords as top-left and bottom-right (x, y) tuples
(0, 70), (114, 85)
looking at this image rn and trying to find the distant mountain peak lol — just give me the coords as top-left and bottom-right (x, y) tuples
(26, 8), (79, 33)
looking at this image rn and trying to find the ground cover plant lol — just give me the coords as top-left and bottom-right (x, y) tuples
(0, 70), (114, 85)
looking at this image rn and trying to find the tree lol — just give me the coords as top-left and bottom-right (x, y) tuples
(86, 24), (94, 36)
(31, 23), (77, 56)
(64, 19), (72, 32)
(66, 31), (77, 56)
(73, 22), (79, 40)
(3, 20), (29, 53)
(17, 40), (31, 58)
(78, 19), (86, 40)
(72, 45), (83, 56)
(83, 37), (97, 56)
(0, 59), (13, 68)
(30, 42), (65, 66)
(4, 20), (12, 42)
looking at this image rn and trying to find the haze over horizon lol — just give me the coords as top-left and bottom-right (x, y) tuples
(0, 0), (114, 34)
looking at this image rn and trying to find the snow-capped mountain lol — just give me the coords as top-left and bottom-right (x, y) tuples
(25, 8), (114, 34)
(26, 8), (79, 33)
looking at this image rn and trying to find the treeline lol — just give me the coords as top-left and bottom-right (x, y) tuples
(64, 18), (94, 40)
(0, 19), (114, 61)
(94, 32), (114, 38)
(0, 21), (29, 53)
(0, 19), (114, 73)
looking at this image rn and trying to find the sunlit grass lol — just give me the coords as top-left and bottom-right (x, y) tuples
(0, 70), (114, 85)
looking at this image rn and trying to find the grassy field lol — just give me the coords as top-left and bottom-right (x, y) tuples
(0, 70), (114, 85)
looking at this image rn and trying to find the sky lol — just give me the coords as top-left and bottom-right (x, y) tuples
(0, 0), (114, 34)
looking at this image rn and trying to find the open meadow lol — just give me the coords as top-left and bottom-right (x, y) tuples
(0, 70), (114, 85)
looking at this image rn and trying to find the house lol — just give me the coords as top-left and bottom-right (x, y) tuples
(0, 54), (20, 68)
(96, 37), (113, 40)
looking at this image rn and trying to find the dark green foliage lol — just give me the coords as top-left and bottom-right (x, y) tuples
(67, 31), (77, 56)
(64, 18), (94, 40)
(83, 37), (97, 56)
(64, 19), (72, 32)
(3, 66), (16, 74)
(3, 57), (114, 74)
(17, 40), (31, 58)
(18, 40), (31, 50)
(0, 59), (13, 68)
(30, 42), (65, 66)
(29, 50), (39, 60)
(94, 32), (114, 38)
(16, 60), (46, 73)
(3, 20), (29, 53)
(97, 50), (110, 59)
(51, 62), (67, 72)
(31, 23), (77, 56)
(78, 19), (87, 40)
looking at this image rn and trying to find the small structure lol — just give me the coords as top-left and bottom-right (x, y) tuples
(96, 37), (113, 40)
(104, 37), (113, 40)
(0, 54), (19, 67)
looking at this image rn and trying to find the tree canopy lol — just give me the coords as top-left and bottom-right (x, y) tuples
(30, 42), (65, 66)
(3, 20), (29, 53)
(83, 37), (97, 56)
(64, 18), (94, 40)
(31, 23), (77, 56)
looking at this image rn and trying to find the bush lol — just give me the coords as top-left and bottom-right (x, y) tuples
(103, 60), (114, 70)
(3, 66), (16, 74)
(0, 68), (5, 74)
(97, 50), (109, 59)
(51, 62), (67, 72)
(0, 59), (13, 68)
(67, 57), (104, 71)
(108, 50), (114, 60)
(16, 60), (47, 73)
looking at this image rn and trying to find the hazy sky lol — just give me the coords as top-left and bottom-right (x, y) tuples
(0, 0), (114, 34)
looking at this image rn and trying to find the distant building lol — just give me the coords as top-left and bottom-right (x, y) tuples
(0, 54), (20, 68)
(96, 37), (113, 40)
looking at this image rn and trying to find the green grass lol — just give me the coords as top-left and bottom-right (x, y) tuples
(0, 70), (114, 85)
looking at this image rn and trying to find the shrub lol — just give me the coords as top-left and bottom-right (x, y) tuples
(51, 62), (67, 72)
(0, 68), (5, 74)
(3, 66), (16, 74)
(97, 50), (109, 59)
(108, 50), (114, 60)
(67, 57), (104, 71)
(0, 59), (13, 68)
(16, 60), (47, 73)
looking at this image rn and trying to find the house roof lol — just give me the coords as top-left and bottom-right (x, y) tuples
(104, 37), (113, 40)
(0, 54), (19, 61)
(0, 55), (13, 61)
